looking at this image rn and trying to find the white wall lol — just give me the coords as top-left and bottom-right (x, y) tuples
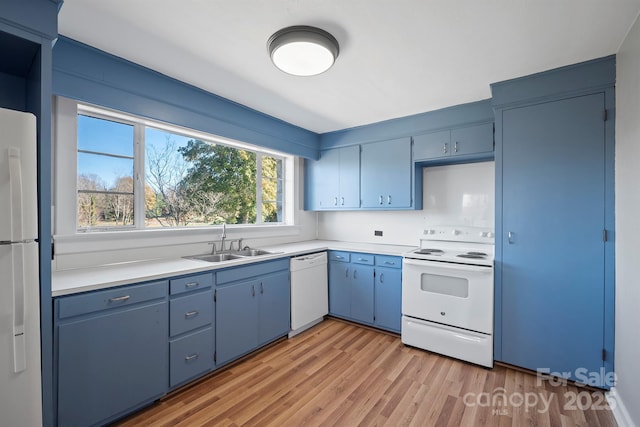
(613, 12), (640, 427)
(318, 161), (494, 245)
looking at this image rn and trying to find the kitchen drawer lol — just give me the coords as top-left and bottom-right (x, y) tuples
(57, 280), (168, 319)
(375, 255), (402, 269)
(329, 251), (350, 263)
(170, 272), (213, 295)
(170, 290), (214, 337)
(351, 253), (374, 265)
(170, 328), (214, 387)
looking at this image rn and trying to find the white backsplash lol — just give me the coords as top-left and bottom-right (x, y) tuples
(318, 161), (495, 246)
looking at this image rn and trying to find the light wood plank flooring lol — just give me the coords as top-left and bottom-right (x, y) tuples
(117, 319), (616, 427)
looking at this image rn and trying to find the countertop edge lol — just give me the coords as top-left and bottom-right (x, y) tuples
(52, 240), (416, 297)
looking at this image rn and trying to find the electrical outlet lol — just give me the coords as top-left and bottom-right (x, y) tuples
(374, 230), (383, 237)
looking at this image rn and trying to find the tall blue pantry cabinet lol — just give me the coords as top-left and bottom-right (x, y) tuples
(1, 2), (61, 425)
(491, 57), (616, 388)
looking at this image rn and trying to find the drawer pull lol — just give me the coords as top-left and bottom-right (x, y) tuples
(357, 258), (368, 262)
(335, 255), (344, 259)
(185, 353), (199, 362)
(384, 261), (396, 265)
(108, 295), (130, 303)
(185, 310), (199, 319)
(184, 282), (199, 288)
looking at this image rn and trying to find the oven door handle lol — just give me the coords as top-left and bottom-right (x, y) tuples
(403, 258), (493, 273)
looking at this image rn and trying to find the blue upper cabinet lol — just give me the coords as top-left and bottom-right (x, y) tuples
(413, 122), (493, 163)
(361, 137), (413, 209)
(305, 145), (360, 210)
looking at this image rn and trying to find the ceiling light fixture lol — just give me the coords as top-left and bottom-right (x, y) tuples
(268, 26), (339, 76)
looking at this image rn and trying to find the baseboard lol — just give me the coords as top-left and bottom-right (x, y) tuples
(607, 387), (637, 427)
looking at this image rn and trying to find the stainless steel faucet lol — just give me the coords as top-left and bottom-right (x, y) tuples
(221, 222), (227, 251)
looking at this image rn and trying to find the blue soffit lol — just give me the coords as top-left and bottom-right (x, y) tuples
(52, 36), (321, 160)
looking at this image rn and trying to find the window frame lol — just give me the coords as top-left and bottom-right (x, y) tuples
(54, 97), (294, 237)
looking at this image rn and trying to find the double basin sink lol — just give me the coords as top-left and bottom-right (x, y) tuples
(185, 248), (278, 263)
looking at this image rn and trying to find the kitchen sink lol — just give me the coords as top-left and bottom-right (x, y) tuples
(234, 249), (274, 257)
(184, 248), (280, 263)
(185, 253), (244, 263)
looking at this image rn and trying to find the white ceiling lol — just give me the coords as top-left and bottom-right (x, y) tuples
(58, 0), (640, 134)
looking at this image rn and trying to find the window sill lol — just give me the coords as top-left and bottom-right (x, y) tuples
(53, 224), (303, 256)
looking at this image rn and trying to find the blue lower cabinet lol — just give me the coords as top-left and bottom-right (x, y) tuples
(55, 282), (169, 427)
(216, 280), (259, 365)
(216, 259), (291, 366)
(328, 251), (401, 332)
(170, 328), (214, 388)
(374, 267), (402, 333)
(258, 271), (291, 344)
(350, 265), (374, 324)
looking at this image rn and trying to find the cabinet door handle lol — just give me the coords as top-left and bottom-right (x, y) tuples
(341, 197), (345, 206)
(345, 268), (349, 278)
(185, 353), (199, 362)
(387, 195), (391, 205)
(252, 284), (255, 297)
(109, 295), (130, 303)
(454, 141), (459, 153)
(185, 310), (199, 319)
(260, 282), (264, 294)
(508, 231), (514, 244)
(378, 195), (383, 205)
(185, 282), (199, 288)
(443, 143), (448, 154)
(353, 269), (358, 279)
(334, 197), (338, 206)
(380, 273), (385, 283)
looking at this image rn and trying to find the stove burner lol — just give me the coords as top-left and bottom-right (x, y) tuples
(415, 249), (444, 255)
(457, 253), (487, 259)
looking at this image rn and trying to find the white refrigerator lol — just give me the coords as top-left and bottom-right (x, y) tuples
(0, 107), (43, 426)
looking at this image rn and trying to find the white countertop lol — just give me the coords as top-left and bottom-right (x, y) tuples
(51, 240), (416, 297)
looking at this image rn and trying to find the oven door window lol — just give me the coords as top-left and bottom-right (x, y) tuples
(420, 273), (469, 298)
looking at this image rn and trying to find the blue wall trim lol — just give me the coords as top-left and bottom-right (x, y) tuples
(491, 55), (616, 109)
(52, 37), (320, 159)
(319, 99), (494, 149)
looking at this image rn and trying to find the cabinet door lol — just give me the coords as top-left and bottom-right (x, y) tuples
(374, 268), (402, 332)
(57, 302), (168, 427)
(450, 123), (493, 157)
(350, 265), (374, 324)
(312, 149), (340, 209)
(338, 145), (361, 208)
(258, 271), (291, 344)
(329, 261), (350, 317)
(413, 130), (450, 160)
(361, 138), (412, 208)
(501, 93), (606, 384)
(216, 281), (258, 365)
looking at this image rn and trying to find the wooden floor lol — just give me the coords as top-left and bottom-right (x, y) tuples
(117, 319), (616, 427)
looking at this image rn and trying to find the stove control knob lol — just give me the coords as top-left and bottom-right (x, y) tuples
(424, 229), (435, 235)
(452, 229), (460, 236)
(487, 232), (494, 238)
(479, 231), (486, 237)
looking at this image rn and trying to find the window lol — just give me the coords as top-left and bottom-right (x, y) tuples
(67, 103), (289, 232)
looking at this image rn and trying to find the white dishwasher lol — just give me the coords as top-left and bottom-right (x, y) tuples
(289, 252), (328, 337)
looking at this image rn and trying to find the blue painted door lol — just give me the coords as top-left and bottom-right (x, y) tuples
(350, 265), (374, 323)
(317, 148), (340, 208)
(374, 268), (402, 332)
(57, 302), (168, 427)
(413, 130), (450, 160)
(216, 280), (259, 365)
(360, 137), (412, 208)
(329, 261), (350, 317)
(501, 93), (606, 384)
(339, 145), (361, 208)
(258, 271), (291, 344)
